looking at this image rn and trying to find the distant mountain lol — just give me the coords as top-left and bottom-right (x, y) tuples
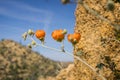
(0, 39), (71, 80)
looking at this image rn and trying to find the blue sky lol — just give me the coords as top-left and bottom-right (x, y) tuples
(0, 0), (76, 61)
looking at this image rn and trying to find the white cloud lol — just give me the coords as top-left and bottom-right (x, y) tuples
(0, 1), (53, 31)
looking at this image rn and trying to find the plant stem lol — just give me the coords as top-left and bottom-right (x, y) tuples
(30, 37), (106, 80)
(64, 51), (106, 80)
(37, 44), (62, 52)
(37, 44), (106, 80)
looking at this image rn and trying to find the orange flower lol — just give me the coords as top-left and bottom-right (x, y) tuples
(51, 29), (66, 42)
(73, 33), (81, 41)
(67, 32), (81, 44)
(67, 34), (73, 42)
(35, 30), (46, 40)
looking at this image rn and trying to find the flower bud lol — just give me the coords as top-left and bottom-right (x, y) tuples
(62, 29), (67, 35)
(31, 41), (36, 45)
(73, 39), (77, 42)
(27, 44), (32, 48)
(22, 32), (27, 41)
(28, 29), (34, 36)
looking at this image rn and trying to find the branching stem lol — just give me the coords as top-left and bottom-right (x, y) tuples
(29, 37), (106, 80)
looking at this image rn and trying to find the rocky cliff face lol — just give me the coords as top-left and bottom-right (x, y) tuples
(56, 0), (120, 80)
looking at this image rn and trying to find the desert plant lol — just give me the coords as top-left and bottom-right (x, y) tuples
(22, 29), (107, 80)
(22, 0), (120, 80)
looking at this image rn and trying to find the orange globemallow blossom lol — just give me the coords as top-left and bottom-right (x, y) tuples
(35, 30), (46, 40)
(51, 29), (66, 42)
(67, 34), (73, 42)
(73, 33), (81, 41)
(67, 32), (81, 44)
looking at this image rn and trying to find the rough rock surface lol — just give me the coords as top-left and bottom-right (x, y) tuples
(56, 0), (120, 80)
(56, 64), (75, 80)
